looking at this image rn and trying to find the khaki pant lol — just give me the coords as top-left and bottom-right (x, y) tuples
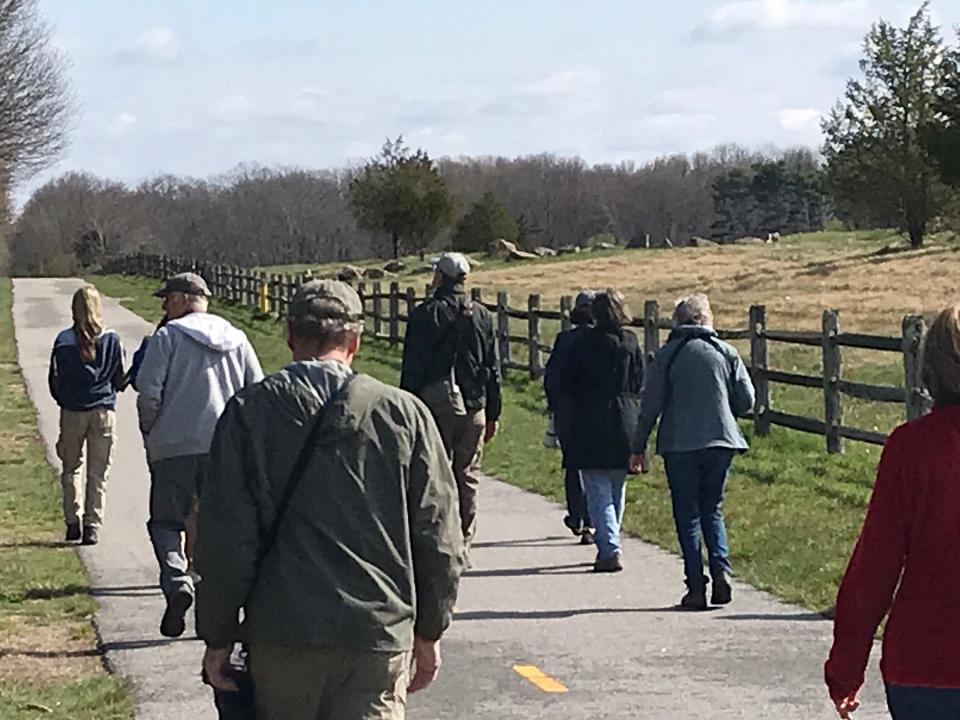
(435, 408), (486, 548)
(55, 408), (116, 527)
(250, 646), (410, 720)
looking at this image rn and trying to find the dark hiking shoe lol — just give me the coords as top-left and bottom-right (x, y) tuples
(160, 586), (194, 638)
(711, 573), (732, 605)
(680, 589), (708, 611)
(81, 525), (99, 546)
(593, 553), (623, 573)
(563, 516), (584, 537)
(65, 523), (81, 542)
(580, 529), (595, 545)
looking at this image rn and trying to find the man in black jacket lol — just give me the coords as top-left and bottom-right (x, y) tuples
(400, 253), (501, 552)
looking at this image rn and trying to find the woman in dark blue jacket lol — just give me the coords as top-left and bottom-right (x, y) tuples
(48, 286), (124, 545)
(560, 290), (643, 572)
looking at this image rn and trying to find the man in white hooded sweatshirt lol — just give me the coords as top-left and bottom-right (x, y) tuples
(137, 272), (263, 638)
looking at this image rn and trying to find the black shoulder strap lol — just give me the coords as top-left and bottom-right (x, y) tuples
(243, 373), (356, 607)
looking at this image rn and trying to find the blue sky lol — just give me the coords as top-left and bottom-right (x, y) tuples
(25, 0), (960, 199)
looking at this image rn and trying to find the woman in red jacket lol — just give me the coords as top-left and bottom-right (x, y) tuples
(825, 304), (960, 719)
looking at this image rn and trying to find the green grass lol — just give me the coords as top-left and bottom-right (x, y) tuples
(0, 279), (133, 719)
(90, 273), (883, 613)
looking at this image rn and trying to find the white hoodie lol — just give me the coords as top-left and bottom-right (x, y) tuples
(136, 313), (263, 462)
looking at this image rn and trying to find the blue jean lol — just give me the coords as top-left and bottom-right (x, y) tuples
(564, 468), (592, 530)
(580, 469), (627, 559)
(886, 684), (960, 719)
(663, 448), (735, 590)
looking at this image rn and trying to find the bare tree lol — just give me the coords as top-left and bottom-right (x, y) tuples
(0, 0), (73, 186)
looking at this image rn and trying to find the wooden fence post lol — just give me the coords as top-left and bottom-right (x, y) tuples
(749, 305), (770, 436)
(405, 287), (417, 336)
(497, 291), (511, 375)
(902, 314), (927, 421)
(528, 294), (541, 378)
(822, 309), (843, 454)
(357, 282), (368, 335)
(372, 282), (383, 338)
(643, 300), (660, 367)
(560, 295), (572, 333)
(389, 282), (400, 346)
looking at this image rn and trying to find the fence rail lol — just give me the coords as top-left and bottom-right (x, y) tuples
(105, 253), (933, 454)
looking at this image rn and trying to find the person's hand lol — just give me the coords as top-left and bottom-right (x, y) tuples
(483, 421), (498, 444)
(202, 646), (237, 692)
(408, 636), (441, 693)
(629, 453), (648, 474)
(834, 693), (860, 718)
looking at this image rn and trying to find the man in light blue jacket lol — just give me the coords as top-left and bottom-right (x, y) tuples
(630, 293), (754, 611)
(137, 273), (263, 637)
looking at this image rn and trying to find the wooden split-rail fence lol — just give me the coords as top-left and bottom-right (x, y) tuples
(106, 253), (932, 454)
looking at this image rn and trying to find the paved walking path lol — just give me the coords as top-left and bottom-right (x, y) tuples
(13, 277), (887, 719)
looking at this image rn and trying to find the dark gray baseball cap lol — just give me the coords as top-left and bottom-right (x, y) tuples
(575, 289), (597, 308)
(289, 280), (364, 322)
(153, 272), (211, 298)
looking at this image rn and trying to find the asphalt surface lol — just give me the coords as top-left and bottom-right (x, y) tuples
(13, 277), (888, 719)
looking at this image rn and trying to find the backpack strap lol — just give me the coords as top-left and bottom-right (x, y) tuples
(664, 334), (738, 399)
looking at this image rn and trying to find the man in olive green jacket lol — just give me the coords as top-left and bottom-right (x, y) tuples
(195, 280), (465, 720)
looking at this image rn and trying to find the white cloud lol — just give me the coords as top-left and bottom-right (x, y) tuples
(133, 26), (179, 61)
(216, 94), (252, 114)
(694, 0), (872, 39)
(774, 107), (823, 131)
(518, 70), (604, 98)
(107, 112), (138, 136)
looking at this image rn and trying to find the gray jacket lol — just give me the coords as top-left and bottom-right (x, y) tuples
(137, 312), (263, 462)
(634, 325), (755, 455)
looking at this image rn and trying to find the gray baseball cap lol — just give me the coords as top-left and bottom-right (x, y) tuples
(436, 252), (471, 279)
(153, 272), (211, 297)
(289, 280), (364, 322)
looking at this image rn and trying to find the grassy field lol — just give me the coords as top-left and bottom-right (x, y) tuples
(0, 280), (133, 719)
(90, 271), (889, 613)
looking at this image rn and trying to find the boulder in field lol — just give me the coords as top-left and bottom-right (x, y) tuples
(690, 236), (720, 248)
(490, 238), (519, 259)
(534, 246), (557, 257)
(383, 260), (405, 273)
(508, 249), (539, 261)
(732, 236), (767, 245)
(592, 242), (616, 251)
(557, 245), (581, 255)
(365, 268), (388, 280)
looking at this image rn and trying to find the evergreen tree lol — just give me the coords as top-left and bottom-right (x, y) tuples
(452, 191), (518, 253)
(348, 137), (454, 259)
(822, 3), (949, 247)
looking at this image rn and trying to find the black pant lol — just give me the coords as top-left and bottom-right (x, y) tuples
(564, 468), (591, 529)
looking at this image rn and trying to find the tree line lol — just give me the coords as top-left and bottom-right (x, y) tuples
(9, 143), (829, 274)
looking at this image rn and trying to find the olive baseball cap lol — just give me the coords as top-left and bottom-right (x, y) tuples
(153, 272), (211, 298)
(289, 280), (364, 322)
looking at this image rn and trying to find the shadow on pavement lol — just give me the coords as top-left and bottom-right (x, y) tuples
(101, 636), (201, 652)
(464, 562), (594, 577)
(454, 606), (695, 621)
(717, 612), (828, 622)
(471, 536), (572, 549)
(91, 584), (159, 597)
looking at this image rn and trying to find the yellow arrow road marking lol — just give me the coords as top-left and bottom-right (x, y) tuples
(512, 664), (568, 693)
